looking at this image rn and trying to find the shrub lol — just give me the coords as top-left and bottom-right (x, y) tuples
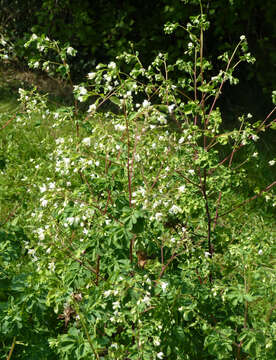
(1, 9), (276, 360)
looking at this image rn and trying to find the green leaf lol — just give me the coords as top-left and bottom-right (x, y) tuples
(109, 96), (121, 106)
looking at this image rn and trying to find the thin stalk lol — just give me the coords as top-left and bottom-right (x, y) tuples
(6, 337), (16, 360)
(96, 255), (100, 286)
(206, 40), (244, 126)
(125, 106), (132, 208)
(73, 301), (99, 360)
(213, 191), (222, 231)
(214, 180), (276, 220)
(159, 252), (179, 279)
(1, 113), (17, 131)
(266, 304), (276, 323)
(200, 169), (213, 258)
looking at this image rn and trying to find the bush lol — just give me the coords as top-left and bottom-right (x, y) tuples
(1, 10), (276, 360)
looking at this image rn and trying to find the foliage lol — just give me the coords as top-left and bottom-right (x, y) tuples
(1, 7), (276, 360)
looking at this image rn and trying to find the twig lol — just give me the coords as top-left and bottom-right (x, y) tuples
(6, 337), (16, 360)
(213, 191), (222, 231)
(175, 170), (201, 189)
(215, 181), (276, 220)
(1, 114), (17, 131)
(1, 203), (19, 226)
(73, 300), (100, 360)
(96, 255), (100, 285)
(200, 169), (213, 258)
(159, 252), (180, 279)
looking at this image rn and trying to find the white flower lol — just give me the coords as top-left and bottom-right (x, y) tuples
(56, 137), (64, 144)
(28, 248), (35, 256)
(95, 161), (100, 166)
(169, 205), (181, 214)
(258, 249), (263, 255)
(179, 137), (185, 144)
(37, 228), (45, 240)
(204, 251), (211, 258)
(142, 295), (151, 305)
(48, 262), (55, 272)
(269, 160), (275, 166)
(153, 337), (161, 346)
(188, 169), (195, 175)
(79, 86), (87, 95)
(108, 61), (116, 69)
(240, 35), (246, 41)
(142, 99), (151, 107)
(247, 113), (252, 118)
(155, 212), (163, 221)
(252, 134), (259, 141)
(88, 72), (96, 79)
(88, 104), (96, 113)
(112, 301), (120, 310)
(66, 46), (75, 55)
(63, 157), (70, 167)
(39, 184), (47, 193)
(252, 152), (258, 157)
(178, 185), (186, 193)
(49, 182), (55, 189)
(114, 124), (126, 131)
(82, 137), (91, 146)
(37, 44), (45, 52)
(160, 282), (168, 292)
(168, 104), (175, 113)
(41, 198), (48, 207)
(157, 352), (164, 359)
(33, 61), (39, 68)
(67, 217), (75, 226)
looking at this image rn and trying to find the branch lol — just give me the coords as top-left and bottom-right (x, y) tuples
(215, 181), (276, 220)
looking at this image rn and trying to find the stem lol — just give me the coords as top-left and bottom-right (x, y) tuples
(159, 252), (181, 278)
(193, 48), (198, 125)
(125, 107), (132, 208)
(96, 255), (100, 285)
(151, 147), (171, 189)
(175, 170), (201, 189)
(200, 169), (213, 258)
(0, 203), (19, 226)
(6, 337), (16, 360)
(129, 234), (136, 264)
(214, 180), (276, 220)
(266, 304), (276, 323)
(206, 40), (244, 126)
(243, 266), (249, 329)
(209, 116), (276, 175)
(213, 191), (222, 231)
(1, 113), (17, 131)
(73, 301), (99, 360)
